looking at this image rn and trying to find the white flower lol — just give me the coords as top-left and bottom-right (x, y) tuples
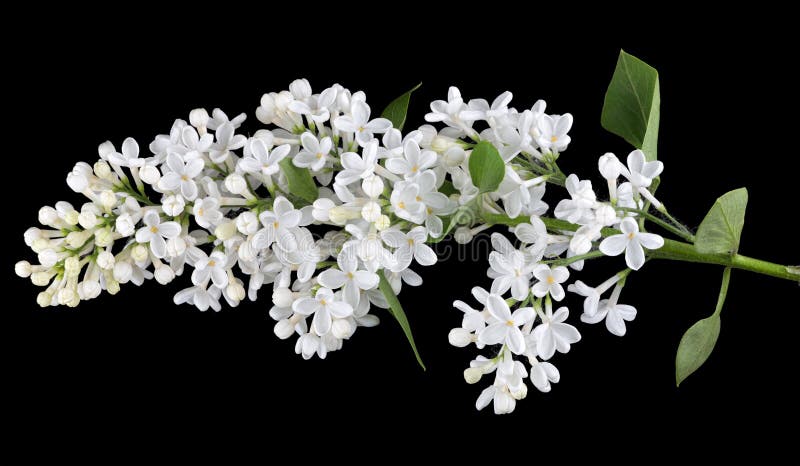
(288, 86), (337, 123)
(496, 167), (547, 218)
(115, 213), (136, 237)
(161, 194), (185, 216)
(253, 196), (302, 251)
(487, 234), (533, 301)
(193, 197), (223, 229)
(158, 153), (204, 201)
(209, 123), (247, 163)
(334, 100), (392, 146)
(599, 217), (664, 270)
(528, 355), (560, 393)
(381, 226), (437, 271)
(180, 126), (213, 160)
(107, 137), (145, 168)
(385, 140), (437, 179)
(535, 113), (573, 153)
(292, 287), (354, 336)
(478, 294), (535, 354)
(531, 304), (580, 360)
(566, 274), (621, 318)
(390, 180), (425, 223)
(294, 132), (332, 172)
(531, 264), (569, 301)
(424, 87), (479, 135)
(135, 211), (181, 258)
(192, 250), (229, 288)
(318, 248), (379, 307)
(622, 149), (663, 189)
(554, 174), (596, 225)
(335, 140), (378, 185)
(239, 140), (290, 177)
(206, 108), (246, 131)
(583, 298), (637, 337)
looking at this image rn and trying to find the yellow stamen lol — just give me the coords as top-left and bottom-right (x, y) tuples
(150, 226), (158, 233)
(506, 320), (515, 327)
(398, 201), (406, 209)
(550, 136), (558, 143)
(273, 221), (280, 229)
(627, 232), (635, 240)
(547, 276), (555, 284)
(208, 260), (216, 267)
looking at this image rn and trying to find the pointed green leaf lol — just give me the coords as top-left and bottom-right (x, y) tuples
(468, 141), (505, 194)
(675, 314), (721, 386)
(675, 267), (731, 386)
(601, 50), (660, 161)
(381, 83), (421, 131)
(378, 274), (425, 370)
(695, 188), (748, 255)
(279, 158), (318, 205)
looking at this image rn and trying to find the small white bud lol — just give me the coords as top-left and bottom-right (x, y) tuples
(78, 211), (98, 229)
(66, 230), (90, 249)
(63, 210), (80, 226)
(106, 277), (120, 295)
(594, 204), (618, 227)
(226, 282), (246, 301)
(98, 141), (115, 160)
(598, 152), (622, 180)
(94, 227), (114, 248)
(312, 198), (335, 222)
(448, 328), (473, 347)
(31, 272), (53, 287)
(63, 256), (81, 278)
(58, 287), (80, 307)
(154, 266), (176, 285)
(24, 227), (42, 246)
(272, 287), (295, 308)
(115, 214), (135, 237)
(274, 318), (296, 340)
(361, 174), (384, 198)
(454, 227), (473, 244)
(511, 383), (528, 400)
(66, 170), (89, 193)
(464, 367), (483, 384)
(38, 206), (59, 227)
(38, 249), (58, 268)
(432, 135), (458, 153)
(442, 146), (466, 167)
(139, 164), (161, 185)
(214, 221), (237, 241)
(15, 261), (32, 278)
(79, 281), (101, 300)
(331, 318), (354, 339)
(236, 211), (259, 235)
(190, 108), (210, 132)
(94, 160), (112, 179)
(224, 173), (248, 195)
(131, 244), (149, 263)
(165, 237), (186, 258)
(113, 261), (133, 283)
(374, 215), (390, 231)
(162, 194), (185, 217)
(31, 238), (50, 254)
(100, 190), (117, 210)
(96, 251), (115, 270)
(37, 291), (53, 307)
(361, 201), (382, 223)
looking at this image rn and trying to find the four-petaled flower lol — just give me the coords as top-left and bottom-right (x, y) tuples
(292, 287), (354, 336)
(135, 211), (181, 259)
(599, 217), (664, 270)
(478, 294), (535, 354)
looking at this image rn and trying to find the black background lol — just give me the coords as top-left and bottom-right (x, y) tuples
(3, 11), (799, 465)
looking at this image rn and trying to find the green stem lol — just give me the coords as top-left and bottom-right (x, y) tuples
(482, 212), (800, 283)
(650, 239), (800, 282)
(544, 250), (605, 267)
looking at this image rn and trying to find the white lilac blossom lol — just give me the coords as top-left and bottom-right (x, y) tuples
(20, 70), (793, 417)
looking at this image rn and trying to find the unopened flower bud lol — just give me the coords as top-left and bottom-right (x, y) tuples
(94, 160), (112, 178)
(454, 227), (473, 244)
(464, 367), (483, 384)
(225, 173), (247, 195)
(272, 287), (294, 308)
(139, 164), (161, 185)
(274, 318), (296, 339)
(38, 206), (59, 227)
(94, 227), (114, 248)
(374, 215), (391, 231)
(31, 272), (53, 287)
(448, 328), (473, 347)
(15, 261), (32, 278)
(154, 266), (175, 285)
(96, 251), (115, 270)
(332, 318), (354, 339)
(131, 244), (149, 263)
(100, 190), (117, 210)
(227, 281), (246, 301)
(190, 108), (210, 133)
(214, 221), (237, 240)
(361, 201), (382, 223)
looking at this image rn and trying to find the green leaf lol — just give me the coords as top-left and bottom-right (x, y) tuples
(381, 83), (422, 131)
(675, 267), (731, 386)
(378, 274), (426, 370)
(279, 158), (318, 205)
(468, 141), (505, 194)
(601, 50), (661, 161)
(695, 188), (748, 255)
